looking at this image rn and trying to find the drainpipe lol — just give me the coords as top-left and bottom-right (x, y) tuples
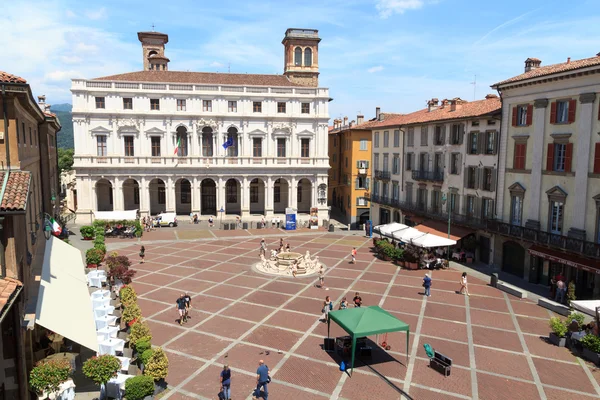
(1, 84), (11, 170)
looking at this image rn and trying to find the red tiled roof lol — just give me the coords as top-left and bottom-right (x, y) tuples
(493, 55), (600, 87)
(0, 171), (31, 212)
(358, 97), (501, 129)
(94, 70), (304, 87)
(0, 277), (23, 317)
(0, 71), (27, 84)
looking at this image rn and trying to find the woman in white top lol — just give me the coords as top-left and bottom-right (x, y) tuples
(459, 272), (470, 296)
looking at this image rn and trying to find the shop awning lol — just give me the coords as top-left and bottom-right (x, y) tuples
(94, 209), (138, 221)
(570, 300), (600, 317)
(374, 223), (409, 238)
(34, 236), (99, 352)
(415, 220), (473, 242)
(410, 233), (456, 248)
(528, 245), (600, 274)
(391, 227), (424, 242)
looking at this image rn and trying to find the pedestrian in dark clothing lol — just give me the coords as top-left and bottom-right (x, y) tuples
(423, 273), (432, 297)
(255, 360), (270, 399)
(353, 292), (362, 307)
(220, 364), (231, 400)
(139, 246), (145, 263)
(176, 294), (186, 325)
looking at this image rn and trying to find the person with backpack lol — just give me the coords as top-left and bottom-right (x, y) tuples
(255, 360), (270, 399)
(219, 364), (231, 400)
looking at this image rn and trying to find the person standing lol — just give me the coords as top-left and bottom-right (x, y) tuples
(255, 360), (270, 400)
(176, 294), (187, 325)
(423, 273), (432, 297)
(139, 246), (145, 264)
(458, 272), (469, 296)
(183, 292), (192, 322)
(350, 247), (357, 264)
(353, 292), (362, 307)
(259, 238), (267, 257)
(339, 297), (348, 310)
(318, 266), (327, 290)
(220, 364), (231, 400)
(555, 278), (566, 303)
(320, 295), (333, 322)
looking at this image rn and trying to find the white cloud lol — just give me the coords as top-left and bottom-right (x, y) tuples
(84, 7), (107, 20)
(60, 55), (83, 64)
(367, 65), (384, 73)
(44, 70), (84, 82)
(376, 0), (424, 18)
(209, 61), (225, 68)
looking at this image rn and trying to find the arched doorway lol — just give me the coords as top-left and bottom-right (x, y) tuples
(225, 178), (240, 215)
(274, 178), (289, 213)
(393, 211), (400, 223)
(226, 127), (239, 157)
(359, 211), (370, 226)
(502, 241), (525, 278)
(201, 127), (214, 157)
(175, 178), (191, 215)
(297, 178), (312, 213)
(176, 126), (188, 157)
(250, 178), (265, 215)
(200, 179), (216, 215)
(96, 179), (113, 211)
(122, 179), (140, 211)
(149, 178), (166, 215)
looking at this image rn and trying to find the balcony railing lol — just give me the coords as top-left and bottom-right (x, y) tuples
(486, 220), (600, 258)
(412, 170), (444, 182)
(375, 170), (391, 180)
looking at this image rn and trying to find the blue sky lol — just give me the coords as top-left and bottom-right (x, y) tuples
(4, 0), (600, 120)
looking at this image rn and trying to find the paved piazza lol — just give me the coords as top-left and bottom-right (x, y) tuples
(112, 232), (600, 400)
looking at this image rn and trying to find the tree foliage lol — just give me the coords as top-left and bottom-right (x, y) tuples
(58, 148), (74, 174)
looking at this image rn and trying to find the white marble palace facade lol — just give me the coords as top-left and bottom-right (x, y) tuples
(71, 29), (330, 223)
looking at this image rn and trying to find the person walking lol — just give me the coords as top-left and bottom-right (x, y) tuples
(320, 295), (333, 322)
(176, 294), (187, 325)
(259, 238), (267, 257)
(255, 360), (270, 400)
(318, 266), (327, 290)
(350, 247), (357, 264)
(139, 246), (145, 264)
(220, 364), (231, 400)
(423, 273), (432, 297)
(353, 292), (362, 307)
(458, 272), (470, 296)
(183, 292), (192, 322)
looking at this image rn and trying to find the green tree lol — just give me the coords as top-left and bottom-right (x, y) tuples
(58, 148), (74, 174)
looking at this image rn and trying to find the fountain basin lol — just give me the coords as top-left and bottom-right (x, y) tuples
(276, 252), (304, 266)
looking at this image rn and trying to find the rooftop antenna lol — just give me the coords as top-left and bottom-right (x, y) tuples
(151, 23), (155, 32)
(470, 74), (477, 100)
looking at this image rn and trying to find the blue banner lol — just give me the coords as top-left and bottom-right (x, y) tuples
(285, 213), (296, 230)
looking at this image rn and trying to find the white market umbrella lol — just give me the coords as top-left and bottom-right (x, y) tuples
(410, 233), (456, 248)
(391, 227), (425, 242)
(374, 223), (409, 238)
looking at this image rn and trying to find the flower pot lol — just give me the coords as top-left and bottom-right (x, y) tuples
(549, 332), (566, 347)
(83, 237), (93, 241)
(87, 264), (98, 269)
(583, 347), (600, 365)
(407, 262), (419, 270)
(153, 379), (167, 396)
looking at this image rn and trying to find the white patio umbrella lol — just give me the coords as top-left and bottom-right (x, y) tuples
(391, 227), (425, 242)
(410, 233), (456, 248)
(374, 223), (409, 238)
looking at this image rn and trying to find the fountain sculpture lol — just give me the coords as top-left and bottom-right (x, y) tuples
(254, 250), (323, 276)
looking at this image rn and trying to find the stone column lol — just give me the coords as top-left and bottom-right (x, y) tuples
(241, 177), (250, 216)
(166, 176), (175, 213)
(265, 177), (274, 216)
(91, 180), (97, 211)
(140, 176), (149, 216)
(568, 93), (596, 240)
(525, 98), (548, 231)
(113, 177), (121, 211)
(290, 177), (298, 211)
(217, 177), (224, 215)
(192, 176), (200, 214)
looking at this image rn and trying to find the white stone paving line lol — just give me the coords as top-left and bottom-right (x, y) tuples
(503, 292), (547, 400)
(464, 294), (479, 400)
(162, 234), (357, 399)
(409, 382), (471, 400)
(576, 357), (600, 396)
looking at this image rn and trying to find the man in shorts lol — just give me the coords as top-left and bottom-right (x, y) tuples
(176, 294), (187, 325)
(183, 292), (192, 322)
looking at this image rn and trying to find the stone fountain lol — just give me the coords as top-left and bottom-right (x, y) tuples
(254, 250), (323, 277)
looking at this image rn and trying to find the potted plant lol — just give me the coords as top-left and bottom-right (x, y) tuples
(86, 248), (104, 268)
(403, 246), (420, 270)
(122, 303), (142, 331)
(581, 334), (600, 365)
(144, 347), (169, 394)
(106, 255), (136, 287)
(119, 285), (138, 307)
(80, 225), (95, 240)
(378, 242), (395, 261)
(94, 243), (107, 256)
(29, 359), (72, 399)
(135, 338), (152, 359)
(393, 248), (405, 267)
(130, 320), (153, 350)
(548, 317), (568, 347)
(139, 348), (154, 372)
(82, 354), (121, 400)
(125, 375), (155, 400)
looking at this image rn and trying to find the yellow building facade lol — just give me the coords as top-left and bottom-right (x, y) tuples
(328, 117), (371, 229)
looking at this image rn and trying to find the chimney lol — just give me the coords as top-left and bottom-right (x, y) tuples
(450, 97), (464, 112)
(567, 57), (571, 64)
(350, 120), (355, 128)
(524, 57), (542, 72)
(428, 98), (439, 112)
(343, 116), (348, 127)
(38, 95), (46, 104)
(485, 94), (498, 100)
(357, 114), (364, 125)
(376, 107), (381, 121)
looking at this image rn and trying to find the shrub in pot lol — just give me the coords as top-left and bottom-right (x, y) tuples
(130, 321), (153, 349)
(119, 285), (137, 307)
(144, 347), (169, 389)
(568, 312), (585, 327)
(106, 255), (136, 286)
(581, 334), (600, 365)
(94, 236), (105, 246)
(94, 243), (107, 255)
(82, 354), (121, 400)
(380, 242), (396, 261)
(548, 317), (567, 347)
(135, 338), (152, 355)
(29, 359), (72, 399)
(393, 248), (405, 266)
(80, 225), (95, 240)
(86, 248), (104, 268)
(122, 303), (142, 328)
(125, 375), (155, 400)
(403, 246), (420, 270)
(139, 348), (155, 370)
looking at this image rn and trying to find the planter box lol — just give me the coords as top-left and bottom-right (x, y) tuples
(583, 347), (600, 365)
(549, 332), (566, 347)
(83, 237), (93, 241)
(87, 264), (98, 269)
(406, 262), (419, 270)
(153, 379), (167, 396)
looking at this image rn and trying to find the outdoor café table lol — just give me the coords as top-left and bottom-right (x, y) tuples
(97, 325), (119, 340)
(38, 378), (75, 400)
(44, 352), (77, 371)
(106, 373), (134, 400)
(92, 297), (111, 309)
(116, 356), (131, 372)
(99, 338), (125, 356)
(95, 315), (117, 330)
(91, 289), (110, 300)
(452, 251), (464, 261)
(87, 272), (103, 288)
(94, 305), (115, 319)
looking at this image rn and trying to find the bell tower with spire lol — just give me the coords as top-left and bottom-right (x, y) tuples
(138, 31), (170, 71)
(282, 28), (320, 87)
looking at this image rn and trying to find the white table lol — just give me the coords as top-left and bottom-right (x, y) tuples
(99, 338), (125, 356)
(116, 356), (131, 372)
(94, 305), (115, 318)
(38, 379), (75, 400)
(92, 297), (111, 309)
(97, 325), (119, 339)
(91, 290), (110, 300)
(106, 373), (134, 400)
(43, 353), (77, 371)
(95, 315), (117, 330)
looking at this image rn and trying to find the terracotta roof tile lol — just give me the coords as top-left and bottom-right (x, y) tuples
(0, 277), (23, 316)
(493, 55), (600, 87)
(94, 70), (305, 87)
(358, 97), (501, 129)
(0, 171), (31, 212)
(0, 71), (27, 84)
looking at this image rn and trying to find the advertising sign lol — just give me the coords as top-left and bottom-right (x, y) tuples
(285, 207), (297, 230)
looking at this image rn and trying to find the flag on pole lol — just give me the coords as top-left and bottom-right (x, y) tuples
(48, 217), (62, 235)
(173, 137), (181, 155)
(222, 136), (234, 150)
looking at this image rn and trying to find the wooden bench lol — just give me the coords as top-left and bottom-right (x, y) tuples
(538, 298), (570, 316)
(430, 351), (452, 377)
(497, 281), (527, 299)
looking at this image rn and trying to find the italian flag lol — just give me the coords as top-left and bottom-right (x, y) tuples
(49, 217), (61, 235)
(173, 137), (181, 155)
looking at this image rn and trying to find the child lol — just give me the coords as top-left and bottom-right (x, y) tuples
(353, 292), (362, 307)
(339, 297), (348, 310)
(459, 272), (470, 296)
(351, 247), (357, 264)
(139, 246), (145, 264)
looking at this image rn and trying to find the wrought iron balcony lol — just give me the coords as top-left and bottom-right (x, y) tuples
(375, 170), (391, 180)
(486, 220), (600, 258)
(412, 170), (444, 182)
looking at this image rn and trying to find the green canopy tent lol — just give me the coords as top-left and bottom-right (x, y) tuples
(327, 305), (410, 376)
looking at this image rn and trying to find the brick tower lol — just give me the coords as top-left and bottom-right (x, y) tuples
(282, 29), (321, 87)
(138, 31), (170, 71)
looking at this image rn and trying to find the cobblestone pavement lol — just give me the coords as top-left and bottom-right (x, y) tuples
(112, 233), (600, 400)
